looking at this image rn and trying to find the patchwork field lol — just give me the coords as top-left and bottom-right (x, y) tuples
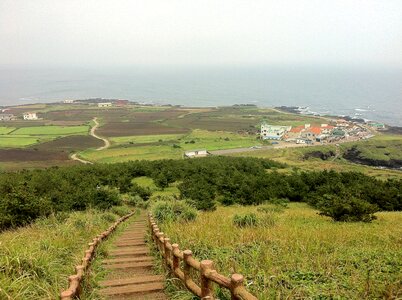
(1, 103), (401, 180)
(80, 129), (260, 162)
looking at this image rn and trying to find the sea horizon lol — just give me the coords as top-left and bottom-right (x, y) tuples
(1, 65), (401, 126)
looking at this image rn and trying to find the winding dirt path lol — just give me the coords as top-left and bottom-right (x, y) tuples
(91, 117), (110, 150)
(70, 153), (93, 164)
(70, 117), (110, 164)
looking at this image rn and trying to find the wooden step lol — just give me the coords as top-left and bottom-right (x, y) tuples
(104, 261), (154, 270)
(100, 275), (164, 287)
(109, 248), (149, 257)
(100, 282), (164, 296)
(111, 245), (149, 251)
(103, 256), (153, 265)
(119, 233), (146, 237)
(115, 237), (146, 242)
(115, 241), (146, 247)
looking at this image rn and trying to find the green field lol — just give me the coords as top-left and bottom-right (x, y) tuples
(0, 127), (15, 134)
(160, 203), (402, 299)
(180, 129), (259, 150)
(0, 136), (52, 148)
(80, 145), (181, 162)
(81, 129), (259, 163)
(110, 133), (186, 145)
(12, 125), (89, 135)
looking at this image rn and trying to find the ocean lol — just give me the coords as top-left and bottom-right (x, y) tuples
(0, 65), (401, 126)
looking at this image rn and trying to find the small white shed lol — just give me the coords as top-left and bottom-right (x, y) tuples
(184, 149), (209, 158)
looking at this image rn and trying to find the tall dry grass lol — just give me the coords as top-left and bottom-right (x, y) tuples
(0, 207), (133, 299)
(160, 203), (402, 299)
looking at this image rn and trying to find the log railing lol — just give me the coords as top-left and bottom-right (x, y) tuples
(60, 211), (136, 299)
(148, 213), (258, 300)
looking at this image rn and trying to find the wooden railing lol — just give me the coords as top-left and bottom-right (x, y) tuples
(60, 211), (136, 300)
(148, 213), (258, 300)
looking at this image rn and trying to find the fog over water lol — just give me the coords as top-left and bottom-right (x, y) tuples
(0, 65), (401, 126)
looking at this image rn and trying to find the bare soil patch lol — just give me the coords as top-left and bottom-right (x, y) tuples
(31, 135), (104, 151)
(0, 149), (69, 161)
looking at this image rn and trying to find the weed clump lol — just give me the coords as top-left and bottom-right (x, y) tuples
(233, 211), (276, 227)
(101, 212), (117, 222)
(233, 213), (258, 227)
(151, 200), (197, 223)
(126, 195), (149, 209)
(110, 205), (132, 217)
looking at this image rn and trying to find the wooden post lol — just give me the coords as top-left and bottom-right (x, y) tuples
(60, 289), (73, 300)
(164, 237), (171, 267)
(230, 274), (244, 300)
(183, 249), (192, 282)
(157, 232), (164, 255)
(200, 260), (214, 300)
(172, 243), (179, 274)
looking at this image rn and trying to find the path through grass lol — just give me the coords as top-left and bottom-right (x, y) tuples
(0, 207), (133, 299)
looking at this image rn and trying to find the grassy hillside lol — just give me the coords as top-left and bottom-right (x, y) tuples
(159, 203), (402, 299)
(0, 207), (137, 300)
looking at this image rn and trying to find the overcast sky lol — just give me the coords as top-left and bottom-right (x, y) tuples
(0, 0), (401, 67)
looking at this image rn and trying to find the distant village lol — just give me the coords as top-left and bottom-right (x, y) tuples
(0, 98), (132, 122)
(260, 118), (383, 145)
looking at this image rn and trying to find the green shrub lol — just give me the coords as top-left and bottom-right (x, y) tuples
(185, 197), (217, 211)
(130, 183), (152, 200)
(101, 212), (117, 222)
(126, 195), (141, 206)
(0, 188), (52, 229)
(317, 195), (379, 222)
(151, 200), (197, 223)
(233, 213), (258, 227)
(110, 206), (132, 217)
(91, 188), (122, 210)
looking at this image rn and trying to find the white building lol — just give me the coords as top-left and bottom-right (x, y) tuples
(260, 123), (291, 140)
(63, 99), (74, 104)
(23, 112), (38, 120)
(98, 102), (112, 108)
(184, 149), (209, 158)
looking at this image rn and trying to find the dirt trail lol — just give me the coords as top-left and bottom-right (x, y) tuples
(70, 117), (110, 164)
(91, 117), (110, 150)
(98, 214), (167, 299)
(70, 153), (93, 164)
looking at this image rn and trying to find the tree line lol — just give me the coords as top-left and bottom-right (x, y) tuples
(0, 156), (401, 229)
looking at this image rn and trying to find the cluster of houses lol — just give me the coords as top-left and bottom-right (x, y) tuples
(260, 119), (372, 144)
(0, 109), (39, 121)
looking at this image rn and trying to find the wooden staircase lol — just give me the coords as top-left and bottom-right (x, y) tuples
(99, 216), (167, 299)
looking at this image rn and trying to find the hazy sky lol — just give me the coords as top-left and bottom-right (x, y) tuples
(0, 0), (401, 67)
